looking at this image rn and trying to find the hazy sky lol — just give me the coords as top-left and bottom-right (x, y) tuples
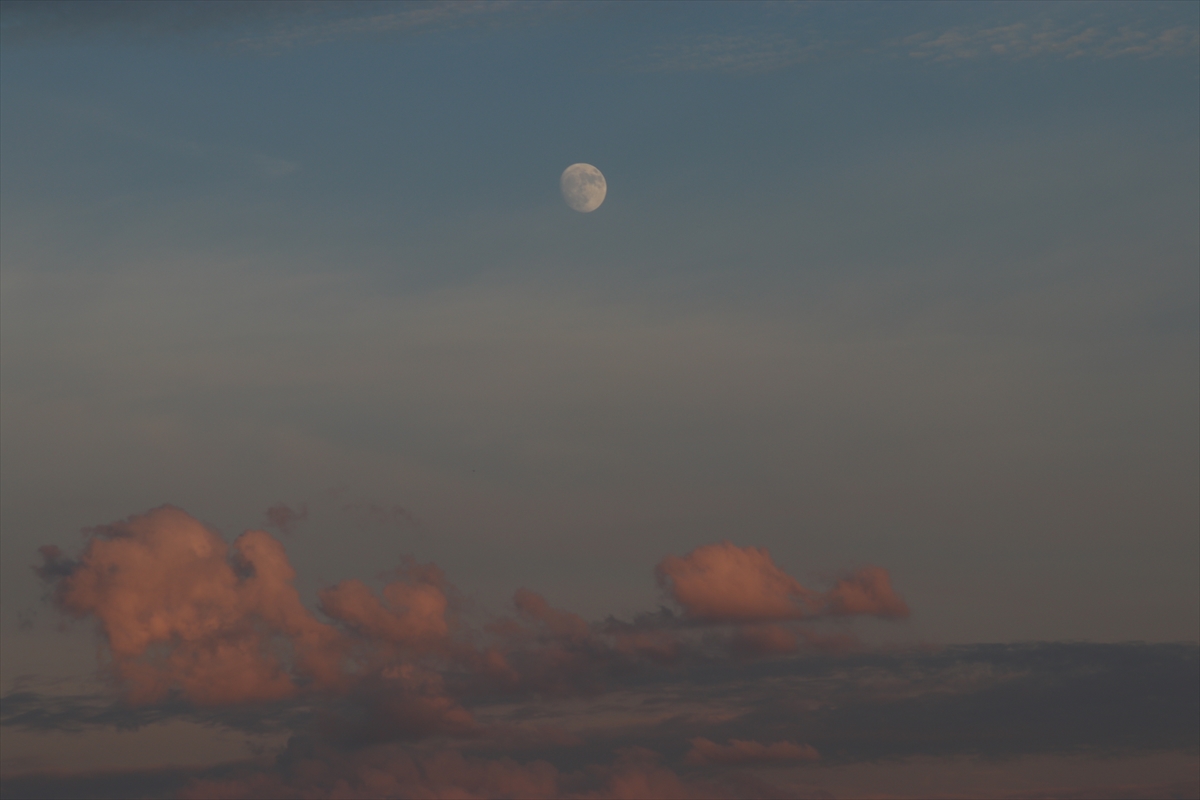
(1, 2), (1197, 797)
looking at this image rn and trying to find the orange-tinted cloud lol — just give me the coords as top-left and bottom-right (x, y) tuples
(319, 559), (451, 650)
(655, 542), (818, 622)
(823, 565), (910, 618)
(35, 506), (908, 749)
(514, 588), (593, 645)
(39, 505), (344, 705)
(656, 541), (909, 624)
(729, 623), (799, 656)
(684, 737), (820, 765)
(35, 505), (482, 740)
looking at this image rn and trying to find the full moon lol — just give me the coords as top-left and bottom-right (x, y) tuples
(560, 163), (607, 213)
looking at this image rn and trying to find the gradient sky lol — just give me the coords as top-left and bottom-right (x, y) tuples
(1, 2), (1198, 798)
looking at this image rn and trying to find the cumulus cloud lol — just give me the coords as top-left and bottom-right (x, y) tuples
(319, 559), (452, 649)
(21, 506), (923, 794)
(656, 542), (819, 622)
(514, 587), (593, 645)
(824, 566), (910, 619)
(33, 513), (911, 720)
(655, 541), (908, 623)
(37, 506), (344, 705)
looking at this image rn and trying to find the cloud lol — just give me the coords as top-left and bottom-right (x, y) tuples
(319, 560), (452, 649)
(263, 503), (307, 536)
(514, 587), (594, 644)
(37, 506), (345, 705)
(627, 33), (825, 74)
(899, 20), (1200, 62)
(28, 507), (908, 738)
(655, 541), (908, 622)
(685, 737), (819, 765)
(5, 641), (1198, 797)
(623, 8), (1198, 74)
(823, 566), (909, 619)
(27, 513), (911, 724)
(656, 542), (819, 622)
(0, 1), (545, 50)
(222, 1), (559, 54)
(15, 506), (1198, 797)
(729, 623), (799, 656)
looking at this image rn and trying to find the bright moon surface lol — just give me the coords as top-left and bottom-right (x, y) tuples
(560, 163), (607, 212)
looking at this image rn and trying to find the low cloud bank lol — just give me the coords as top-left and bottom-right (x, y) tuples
(656, 541), (909, 623)
(33, 506), (902, 723)
(7, 505), (1196, 799)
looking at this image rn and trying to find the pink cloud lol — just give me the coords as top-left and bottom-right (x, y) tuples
(824, 565), (910, 618)
(655, 541), (818, 622)
(729, 623), (799, 656)
(39, 505), (344, 705)
(514, 588), (593, 644)
(34, 506), (909, 749)
(319, 559), (452, 650)
(656, 541), (909, 623)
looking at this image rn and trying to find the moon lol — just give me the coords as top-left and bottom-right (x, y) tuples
(560, 163), (607, 213)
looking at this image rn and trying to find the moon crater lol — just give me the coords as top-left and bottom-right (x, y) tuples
(561, 163), (607, 213)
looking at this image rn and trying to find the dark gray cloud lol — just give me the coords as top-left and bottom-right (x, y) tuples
(0, 761), (257, 800)
(0, 689), (310, 736)
(4, 643), (1195, 782)
(456, 642), (1200, 770)
(670, 643), (1200, 762)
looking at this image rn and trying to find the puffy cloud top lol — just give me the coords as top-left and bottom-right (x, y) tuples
(656, 541), (908, 622)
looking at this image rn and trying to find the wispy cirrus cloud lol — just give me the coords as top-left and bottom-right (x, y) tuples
(0, 0), (561, 53)
(624, 9), (1198, 74)
(625, 33), (826, 74)
(900, 20), (1200, 62)
(224, 0), (550, 54)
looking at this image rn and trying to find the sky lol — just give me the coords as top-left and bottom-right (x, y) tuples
(0, 1), (1197, 797)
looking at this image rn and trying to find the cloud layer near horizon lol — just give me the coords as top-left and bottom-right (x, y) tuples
(32, 506), (902, 734)
(7, 505), (1196, 798)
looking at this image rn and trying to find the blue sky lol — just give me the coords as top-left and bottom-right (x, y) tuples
(1, 2), (1197, 795)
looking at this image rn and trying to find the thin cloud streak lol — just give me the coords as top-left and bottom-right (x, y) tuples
(900, 20), (1200, 62)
